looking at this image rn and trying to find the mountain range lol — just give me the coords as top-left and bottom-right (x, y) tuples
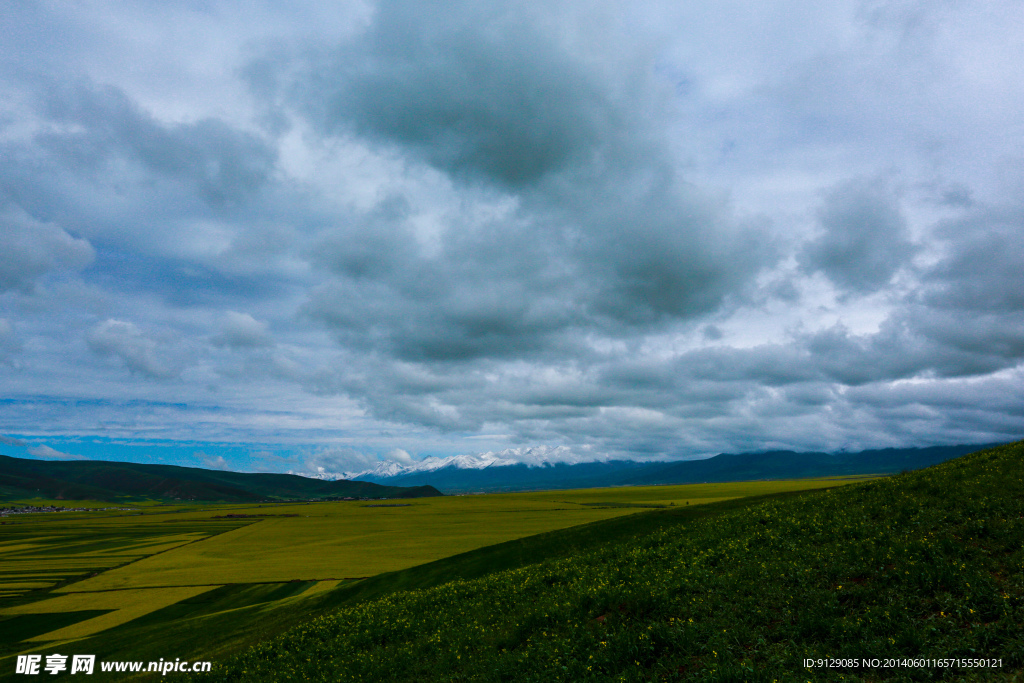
(0, 454), (442, 502)
(1, 443), (1002, 501)
(350, 444), (1002, 493)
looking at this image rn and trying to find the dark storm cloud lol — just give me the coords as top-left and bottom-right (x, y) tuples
(301, 222), (586, 364)
(30, 78), (276, 208)
(662, 307), (1023, 394)
(228, 0), (1019, 458)
(799, 177), (917, 294)
(844, 374), (1024, 444)
(0, 203), (94, 293)
(871, 204), (1024, 383)
(0, 78), (290, 316)
(301, 193), (766, 366)
(2, 1), (1022, 466)
(0, 72), (301, 311)
(280, 0), (629, 190)
(806, 317), (1022, 383)
(922, 208), (1024, 314)
(273, 0), (773, 367)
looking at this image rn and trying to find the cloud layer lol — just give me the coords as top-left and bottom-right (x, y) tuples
(1, 0), (1022, 472)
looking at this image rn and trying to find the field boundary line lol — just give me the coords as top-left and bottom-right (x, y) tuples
(51, 519), (261, 594)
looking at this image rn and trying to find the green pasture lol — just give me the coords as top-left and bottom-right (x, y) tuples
(220, 442), (1024, 682)
(0, 499), (148, 509)
(524, 475), (875, 507)
(0, 515), (246, 602)
(3, 585), (218, 642)
(56, 477), (867, 592)
(0, 475), (865, 673)
(60, 499), (620, 591)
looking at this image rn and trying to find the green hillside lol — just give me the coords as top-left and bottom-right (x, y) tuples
(0, 480), (841, 677)
(217, 441), (1024, 682)
(0, 454), (441, 502)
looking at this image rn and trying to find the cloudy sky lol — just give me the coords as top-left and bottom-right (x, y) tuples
(2, 0), (1022, 475)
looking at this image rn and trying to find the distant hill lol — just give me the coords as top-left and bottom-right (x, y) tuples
(355, 444), (1003, 492)
(618, 444), (1003, 485)
(0, 454), (442, 502)
(357, 460), (652, 492)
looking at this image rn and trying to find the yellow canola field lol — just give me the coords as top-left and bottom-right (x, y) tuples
(525, 476), (872, 507)
(57, 477), (863, 592)
(1, 585), (217, 642)
(0, 508), (247, 604)
(59, 500), (632, 590)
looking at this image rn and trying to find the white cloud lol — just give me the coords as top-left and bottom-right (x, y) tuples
(0, 0), (1021, 467)
(212, 311), (273, 348)
(0, 205), (94, 293)
(28, 445), (85, 460)
(385, 448), (414, 464)
(86, 319), (179, 379)
(195, 451), (230, 470)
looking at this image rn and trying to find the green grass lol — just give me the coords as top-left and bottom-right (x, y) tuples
(215, 442), (1024, 682)
(3, 586), (219, 642)
(521, 476), (877, 508)
(44, 480), (851, 593)
(0, 611), (110, 645)
(55, 499), (636, 591)
(0, 516), (247, 603)
(0, 581), (348, 673)
(0, 477), (855, 677)
(0, 491), (837, 681)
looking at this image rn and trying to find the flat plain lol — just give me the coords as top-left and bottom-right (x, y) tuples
(0, 476), (867, 671)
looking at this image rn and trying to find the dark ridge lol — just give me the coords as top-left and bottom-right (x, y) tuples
(356, 443), (1004, 493)
(0, 454), (442, 502)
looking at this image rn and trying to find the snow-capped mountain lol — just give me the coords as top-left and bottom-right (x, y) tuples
(349, 444), (994, 493)
(350, 445), (587, 479)
(359, 460), (411, 478)
(293, 444), (996, 494)
(289, 446), (583, 482)
(366, 451), (518, 475)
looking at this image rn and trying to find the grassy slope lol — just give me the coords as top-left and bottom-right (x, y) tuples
(216, 442), (1024, 682)
(0, 484), (827, 676)
(0, 489), (836, 678)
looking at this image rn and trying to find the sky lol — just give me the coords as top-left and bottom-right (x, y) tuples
(1, 0), (1022, 476)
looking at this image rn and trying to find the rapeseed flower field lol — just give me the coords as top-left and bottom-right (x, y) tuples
(217, 442), (1024, 681)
